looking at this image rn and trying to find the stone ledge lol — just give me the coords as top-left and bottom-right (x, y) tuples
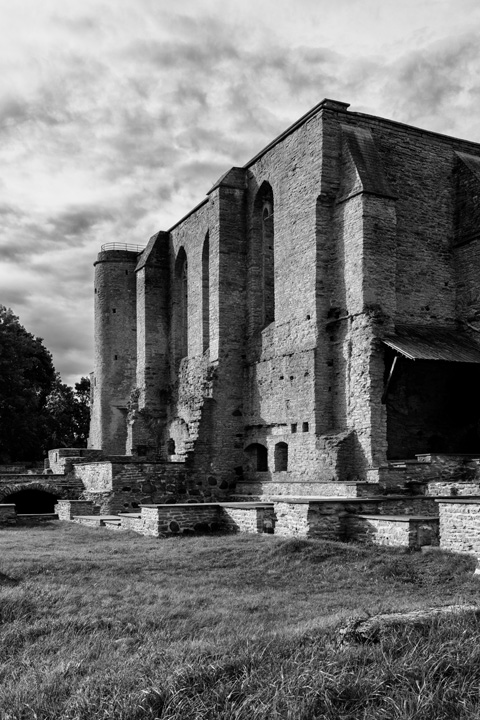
(435, 497), (480, 503)
(354, 514), (439, 522)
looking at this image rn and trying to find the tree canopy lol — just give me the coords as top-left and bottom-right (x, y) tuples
(0, 306), (90, 462)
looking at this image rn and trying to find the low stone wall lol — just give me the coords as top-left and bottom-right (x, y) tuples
(220, 503), (275, 533)
(72, 515), (116, 527)
(273, 501), (347, 540)
(48, 448), (105, 474)
(17, 514), (58, 524)
(270, 496), (440, 541)
(346, 515), (439, 548)
(139, 504), (221, 537)
(376, 497), (438, 516)
(118, 514), (144, 534)
(373, 455), (480, 488)
(76, 460), (233, 513)
(426, 483), (480, 497)
(0, 463), (43, 474)
(0, 504), (16, 525)
(55, 500), (98, 520)
(438, 499), (480, 560)
(235, 480), (380, 499)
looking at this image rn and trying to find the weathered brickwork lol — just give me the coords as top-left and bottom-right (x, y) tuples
(137, 504), (221, 537)
(345, 515), (440, 548)
(438, 500), (480, 561)
(273, 500), (347, 540)
(0, 504), (16, 525)
(83, 95), (480, 551)
(235, 479), (380, 499)
(55, 500), (98, 521)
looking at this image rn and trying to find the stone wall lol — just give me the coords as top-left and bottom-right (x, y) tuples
(345, 515), (439, 548)
(236, 479), (380, 498)
(76, 460), (232, 513)
(438, 499), (480, 560)
(220, 503), (275, 534)
(90, 249), (139, 454)
(88, 97), (480, 487)
(48, 448), (105, 474)
(0, 504), (16, 525)
(55, 500), (98, 520)
(273, 500), (347, 540)
(427, 482), (480, 497)
(272, 496), (439, 541)
(139, 504), (221, 537)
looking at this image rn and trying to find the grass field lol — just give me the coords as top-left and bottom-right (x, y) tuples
(1, 523), (480, 719)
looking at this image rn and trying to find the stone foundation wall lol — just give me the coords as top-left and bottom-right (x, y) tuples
(273, 501), (347, 540)
(235, 480), (381, 498)
(376, 497), (438, 516)
(139, 504), (221, 537)
(0, 504), (16, 525)
(426, 483), (480, 497)
(76, 460), (233, 514)
(346, 515), (439, 548)
(118, 514), (144, 534)
(438, 500), (480, 559)
(375, 456), (480, 489)
(48, 448), (105, 474)
(55, 500), (97, 520)
(220, 504), (275, 534)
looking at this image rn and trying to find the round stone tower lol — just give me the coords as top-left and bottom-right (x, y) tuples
(89, 244), (142, 454)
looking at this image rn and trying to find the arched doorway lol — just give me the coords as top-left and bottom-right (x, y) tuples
(2, 489), (59, 514)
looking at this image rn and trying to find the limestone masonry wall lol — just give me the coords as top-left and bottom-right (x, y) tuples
(438, 500), (480, 561)
(87, 97), (480, 508)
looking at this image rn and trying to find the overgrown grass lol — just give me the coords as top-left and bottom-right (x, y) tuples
(1, 524), (480, 719)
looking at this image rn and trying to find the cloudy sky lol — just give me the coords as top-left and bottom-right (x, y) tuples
(1, 0), (480, 386)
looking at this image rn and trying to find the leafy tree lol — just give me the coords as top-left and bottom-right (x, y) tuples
(44, 375), (90, 449)
(0, 305), (55, 461)
(0, 306), (91, 462)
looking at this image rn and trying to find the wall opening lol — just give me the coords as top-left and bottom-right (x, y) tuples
(2, 489), (59, 514)
(248, 182), (275, 333)
(274, 442), (288, 471)
(244, 443), (269, 472)
(262, 201), (274, 326)
(174, 247), (188, 359)
(202, 233), (210, 353)
(385, 351), (480, 458)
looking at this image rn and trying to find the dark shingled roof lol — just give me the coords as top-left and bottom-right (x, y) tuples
(382, 325), (480, 363)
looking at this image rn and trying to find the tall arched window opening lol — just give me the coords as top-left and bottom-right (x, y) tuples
(262, 199), (274, 326)
(249, 182), (275, 334)
(202, 233), (210, 353)
(174, 248), (188, 359)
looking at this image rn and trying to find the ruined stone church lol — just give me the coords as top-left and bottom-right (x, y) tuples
(88, 97), (480, 501)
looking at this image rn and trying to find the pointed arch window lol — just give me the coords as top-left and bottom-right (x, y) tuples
(202, 233), (210, 353)
(175, 248), (188, 359)
(249, 182), (275, 334)
(262, 199), (274, 326)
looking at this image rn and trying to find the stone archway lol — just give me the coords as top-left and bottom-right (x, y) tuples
(0, 482), (67, 514)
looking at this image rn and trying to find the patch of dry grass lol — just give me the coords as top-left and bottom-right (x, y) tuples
(0, 523), (479, 719)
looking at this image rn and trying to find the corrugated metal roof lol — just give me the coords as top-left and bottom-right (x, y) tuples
(382, 325), (480, 363)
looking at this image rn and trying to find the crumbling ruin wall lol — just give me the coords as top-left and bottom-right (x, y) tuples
(76, 460), (232, 514)
(242, 108), (326, 482)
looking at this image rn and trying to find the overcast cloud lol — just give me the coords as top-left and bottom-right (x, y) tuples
(1, 0), (480, 384)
